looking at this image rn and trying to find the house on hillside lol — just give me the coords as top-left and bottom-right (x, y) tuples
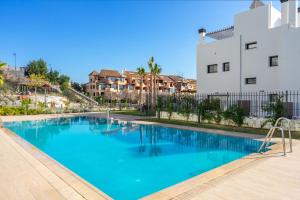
(86, 69), (197, 100)
(86, 69), (126, 98)
(197, 0), (300, 94)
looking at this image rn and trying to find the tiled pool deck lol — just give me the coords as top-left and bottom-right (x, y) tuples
(1, 113), (299, 200)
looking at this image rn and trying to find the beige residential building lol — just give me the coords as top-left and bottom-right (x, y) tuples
(86, 69), (196, 100)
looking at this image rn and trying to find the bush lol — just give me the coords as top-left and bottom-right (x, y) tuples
(223, 104), (246, 126)
(179, 96), (193, 121)
(0, 106), (45, 116)
(197, 98), (222, 124)
(166, 96), (174, 120)
(156, 96), (163, 119)
(262, 96), (284, 127)
(21, 98), (31, 114)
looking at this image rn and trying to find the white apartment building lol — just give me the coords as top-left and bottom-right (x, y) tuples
(197, 0), (300, 94)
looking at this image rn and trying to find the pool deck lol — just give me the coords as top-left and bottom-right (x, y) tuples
(1, 113), (300, 200)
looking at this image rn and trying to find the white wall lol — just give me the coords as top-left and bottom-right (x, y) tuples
(197, 3), (300, 94)
(197, 37), (240, 93)
(279, 26), (300, 91)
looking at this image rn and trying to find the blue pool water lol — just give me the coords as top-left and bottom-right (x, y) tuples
(4, 116), (263, 200)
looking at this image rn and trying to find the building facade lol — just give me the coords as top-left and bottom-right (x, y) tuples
(86, 69), (196, 99)
(197, 0), (300, 94)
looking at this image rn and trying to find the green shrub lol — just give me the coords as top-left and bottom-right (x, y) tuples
(27, 109), (38, 115)
(223, 104), (246, 127)
(0, 106), (26, 115)
(0, 106), (46, 116)
(261, 96), (284, 127)
(166, 96), (174, 120)
(21, 98), (31, 114)
(197, 98), (222, 124)
(179, 96), (193, 121)
(156, 96), (163, 119)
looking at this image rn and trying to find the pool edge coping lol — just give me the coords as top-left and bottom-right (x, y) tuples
(0, 127), (113, 200)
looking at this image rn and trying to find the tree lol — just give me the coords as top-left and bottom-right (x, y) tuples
(58, 74), (70, 85)
(0, 61), (7, 87)
(153, 63), (161, 108)
(60, 81), (70, 91)
(148, 57), (155, 109)
(47, 68), (60, 84)
(28, 74), (47, 108)
(71, 81), (83, 93)
(137, 66), (146, 108)
(26, 59), (48, 76)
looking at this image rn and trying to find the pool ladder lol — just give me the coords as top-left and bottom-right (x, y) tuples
(258, 117), (292, 156)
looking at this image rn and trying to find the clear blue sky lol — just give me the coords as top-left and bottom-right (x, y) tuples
(0, 0), (279, 83)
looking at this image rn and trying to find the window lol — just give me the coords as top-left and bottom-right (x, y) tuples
(128, 85), (134, 90)
(207, 64), (218, 73)
(269, 56), (278, 67)
(119, 85), (125, 90)
(108, 77), (116, 82)
(99, 83), (106, 90)
(245, 42), (257, 50)
(245, 77), (256, 84)
(223, 62), (230, 72)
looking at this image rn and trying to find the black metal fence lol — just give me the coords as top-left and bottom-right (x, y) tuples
(157, 91), (300, 119)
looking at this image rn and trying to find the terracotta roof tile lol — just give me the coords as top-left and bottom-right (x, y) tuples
(169, 75), (183, 82)
(99, 69), (121, 77)
(159, 75), (173, 82)
(89, 71), (98, 76)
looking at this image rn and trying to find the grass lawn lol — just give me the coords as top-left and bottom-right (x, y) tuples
(138, 118), (300, 140)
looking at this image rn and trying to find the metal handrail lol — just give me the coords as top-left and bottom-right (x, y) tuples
(258, 117), (292, 156)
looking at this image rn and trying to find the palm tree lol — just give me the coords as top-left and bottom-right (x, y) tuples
(148, 57), (155, 109)
(0, 61), (7, 87)
(137, 66), (146, 108)
(153, 63), (162, 108)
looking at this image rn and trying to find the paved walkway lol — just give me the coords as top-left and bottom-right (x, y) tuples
(191, 144), (300, 200)
(143, 141), (300, 200)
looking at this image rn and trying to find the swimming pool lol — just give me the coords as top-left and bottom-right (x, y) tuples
(4, 116), (263, 200)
